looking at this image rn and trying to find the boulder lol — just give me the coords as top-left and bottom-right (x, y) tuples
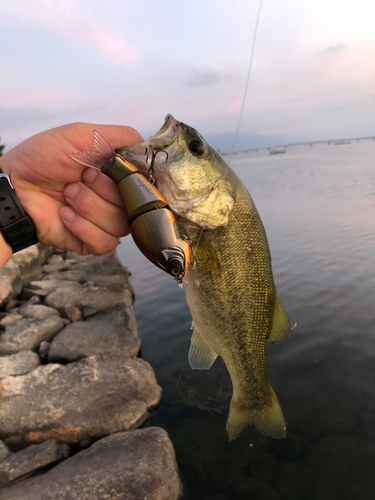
(0, 316), (64, 354)
(0, 356), (161, 447)
(44, 283), (133, 318)
(64, 251), (123, 272)
(0, 262), (22, 308)
(10, 244), (53, 284)
(25, 279), (80, 297)
(0, 351), (40, 379)
(0, 439), (69, 487)
(49, 305), (139, 363)
(18, 304), (60, 320)
(0, 442), (11, 462)
(0, 428), (182, 500)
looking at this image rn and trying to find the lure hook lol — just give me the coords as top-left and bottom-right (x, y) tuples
(182, 235), (209, 270)
(145, 146), (169, 185)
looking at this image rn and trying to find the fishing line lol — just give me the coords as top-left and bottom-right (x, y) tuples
(228, 0), (263, 166)
(192, 0), (263, 260)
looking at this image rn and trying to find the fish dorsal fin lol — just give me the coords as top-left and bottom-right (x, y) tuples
(188, 327), (218, 370)
(267, 293), (290, 343)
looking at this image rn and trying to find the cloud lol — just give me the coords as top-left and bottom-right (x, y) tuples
(0, 0), (138, 63)
(186, 70), (224, 88)
(321, 43), (346, 55)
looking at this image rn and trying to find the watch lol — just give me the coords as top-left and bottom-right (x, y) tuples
(0, 168), (38, 253)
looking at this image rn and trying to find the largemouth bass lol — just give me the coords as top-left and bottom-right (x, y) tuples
(117, 115), (290, 439)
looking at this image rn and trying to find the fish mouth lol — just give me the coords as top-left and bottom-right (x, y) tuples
(147, 114), (181, 151)
(115, 114), (181, 174)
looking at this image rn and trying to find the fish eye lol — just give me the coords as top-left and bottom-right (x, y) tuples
(188, 139), (204, 156)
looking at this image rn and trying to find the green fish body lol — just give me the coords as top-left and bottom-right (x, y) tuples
(117, 115), (290, 439)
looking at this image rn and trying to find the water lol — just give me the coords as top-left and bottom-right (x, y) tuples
(117, 140), (375, 500)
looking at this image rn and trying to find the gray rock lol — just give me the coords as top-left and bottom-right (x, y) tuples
(0, 351), (40, 379)
(26, 296), (41, 305)
(45, 283), (133, 317)
(0, 356), (161, 447)
(0, 313), (23, 327)
(26, 279), (81, 297)
(10, 244), (53, 284)
(48, 305), (140, 363)
(42, 254), (70, 274)
(65, 251), (123, 272)
(0, 441), (11, 462)
(0, 316), (64, 354)
(18, 304), (60, 320)
(0, 439), (69, 487)
(42, 270), (90, 282)
(0, 428), (182, 500)
(0, 262), (22, 308)
(38, 342), (50, 361)
(4, 300), (19, 312)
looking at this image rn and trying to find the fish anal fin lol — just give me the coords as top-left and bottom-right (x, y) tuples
(267, 293), (290, 343)
(226, 387), (286, 441)
(188, 327), (218, 370)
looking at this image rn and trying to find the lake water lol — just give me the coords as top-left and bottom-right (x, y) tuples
(117, 140), (375, 500)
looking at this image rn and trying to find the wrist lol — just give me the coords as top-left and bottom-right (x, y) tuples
(0, 232), (12, 268)
(0, 150), (12, 177)
(0, 156), (39, 254)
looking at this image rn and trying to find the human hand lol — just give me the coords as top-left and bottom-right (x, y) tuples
(0, 123), (143, 255)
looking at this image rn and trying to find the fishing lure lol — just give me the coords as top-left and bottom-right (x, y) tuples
(71, 131), (190, 283)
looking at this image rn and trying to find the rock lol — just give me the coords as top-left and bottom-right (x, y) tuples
(63, 304), (82, 322)
(10, 244), (53, 284)
(4, 300), (19, 312)
(18, 304), (60, 320)
(82, 307), (98, 318)
(43, 270), (89, 283)
(0, 428), (182, 500)
(44, 283), (133, 317)
(0, 439), (69, 487)
(0, 262), (22, 308)
(0, 356), (161, 447)
(48, 305), (140, 363)
(26, 296), (41, 305)
(65, 251), (123, 272)
(41, 254), (69, 274)
(0, 313), (23, 327)
(0, 351), (40, 379)
(25, 279), (81, 297)
(0, 316), (64, 354)
(39, 342), (50, 361)
(0, 441), (11, 462)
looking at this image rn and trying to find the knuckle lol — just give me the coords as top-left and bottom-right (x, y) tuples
(77, 191), (96, 215)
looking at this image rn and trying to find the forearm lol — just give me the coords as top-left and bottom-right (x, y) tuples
(0, 233), (12, 270)
(0, 153), (12, 269)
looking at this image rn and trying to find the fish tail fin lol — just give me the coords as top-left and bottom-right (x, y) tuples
(226, 388), (286, 441)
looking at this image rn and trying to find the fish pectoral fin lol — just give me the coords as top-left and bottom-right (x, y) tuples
(267, 293), (291, 343)
(188, 327), (218, 370)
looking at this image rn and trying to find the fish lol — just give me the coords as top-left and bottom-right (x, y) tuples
(117, 114), (290, 440)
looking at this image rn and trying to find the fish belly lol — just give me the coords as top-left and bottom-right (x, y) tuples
(183, 177), (287, 439)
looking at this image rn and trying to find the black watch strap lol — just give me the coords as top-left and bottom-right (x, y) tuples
(0, 168), (38, 253)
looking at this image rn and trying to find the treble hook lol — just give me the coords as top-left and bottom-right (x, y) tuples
(182, 235), (210, 270)
(144, 146), (169, 185)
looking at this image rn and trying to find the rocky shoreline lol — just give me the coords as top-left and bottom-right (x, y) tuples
(0, 244), (182, 499)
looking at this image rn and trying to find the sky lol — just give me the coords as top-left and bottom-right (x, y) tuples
(1, 0), (375, 151)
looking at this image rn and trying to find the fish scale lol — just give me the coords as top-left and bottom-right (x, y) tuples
(117, 114), (290, 440)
